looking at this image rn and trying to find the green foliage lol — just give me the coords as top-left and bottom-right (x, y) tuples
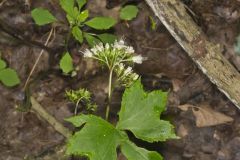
(72, 26), (83, 43)
(0, 59), (20, 87)
(97, 33), (117, 44)
(31, 8), (57, 25)
(0, 59), (6, 70)
(66, 80), (177, 159)
(31, 0), (117, 74)
(85, 17), (117, 30)
(234, 35), (240, 55)
(59, 0), (116, 46)
(66, 88), (97, 112)
(76, 0), (87, 10)
(120, 5), (139, 21)
(66, 115), (163, 160)
(59, 0), (75, 16)
(117, 80), (178, 142)
(60, 52), (74, 74)
(66, 88), (91, 103)
(84, 33), (101, 47)
(149, 16), (157, 30)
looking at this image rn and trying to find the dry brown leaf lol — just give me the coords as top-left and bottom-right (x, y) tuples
(192, 105), (233, 127)
(177, 124), (189, 137)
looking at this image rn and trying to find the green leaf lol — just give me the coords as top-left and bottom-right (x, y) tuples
(121, 141), (163, 160)
(84, 33), (101, 47)
(120, 5), (139, 21)
(0, 59), (6, 70)
(0, 68), (20, 87)
(76, 0), (86, 10)
(66, 115), (163, 160)
(85, 17), (116, 30)
(97, 33), (117, 44)
(117, 80), (178, 142)
(72, 26), (83, 43)
(60, 52), (73, 74)
(31, 8), (57, 26)
(66, 115), (123, 160)
(60, 0), (74, 16)
(77, 10), (89, 23)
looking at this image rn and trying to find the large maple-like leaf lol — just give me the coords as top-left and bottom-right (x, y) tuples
(66, 115), (123, 160)
(117, 80), (178, 142)
(66, 114), (163, 160)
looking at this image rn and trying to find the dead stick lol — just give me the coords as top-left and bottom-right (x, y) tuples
(145, 0), (240, 109)
(30, 97), (72, 138)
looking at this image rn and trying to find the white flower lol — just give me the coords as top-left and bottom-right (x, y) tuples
(90, 48), (97, 55)
(133, 73), (139, 80)
(84, 49), (93, 58)
(95, 43), (104, 52)
(119, 38), (125, 45)
(105, 43), (110, 50)
(124, 66), (133, 75)
(126, 46), (134, 53)
(114, 39), (126, 50)
(132, 55), (144, 64)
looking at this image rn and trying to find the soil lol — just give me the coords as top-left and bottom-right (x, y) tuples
(0, 0), (240, 160)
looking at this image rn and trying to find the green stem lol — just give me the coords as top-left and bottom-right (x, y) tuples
(105, 68), (113, 120)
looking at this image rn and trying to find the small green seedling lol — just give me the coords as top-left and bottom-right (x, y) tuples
(0, 58), (20, 87)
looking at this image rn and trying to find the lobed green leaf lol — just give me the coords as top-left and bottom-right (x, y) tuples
(117, 80), (178, 142)
(66, 115), (123, 160)
(66, 114), (164, 160)
(121, 141), (163, 160)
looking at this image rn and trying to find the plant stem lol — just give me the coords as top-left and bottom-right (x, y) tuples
(105, 68), (113, 120)
(74, 98), (82, 115)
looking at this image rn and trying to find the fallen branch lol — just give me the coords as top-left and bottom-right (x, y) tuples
(30, 97), (72, 138)
(145, 0), (240, 109)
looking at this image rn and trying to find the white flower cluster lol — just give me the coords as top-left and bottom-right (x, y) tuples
(83, 39), (144, 66)
(115, 63), (139, 87)
(82, 39), (145, 86)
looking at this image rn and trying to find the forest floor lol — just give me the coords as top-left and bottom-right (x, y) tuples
(0, 0), (240, 160)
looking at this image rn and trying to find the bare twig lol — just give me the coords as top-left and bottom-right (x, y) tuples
(24, 27), (54, 90)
